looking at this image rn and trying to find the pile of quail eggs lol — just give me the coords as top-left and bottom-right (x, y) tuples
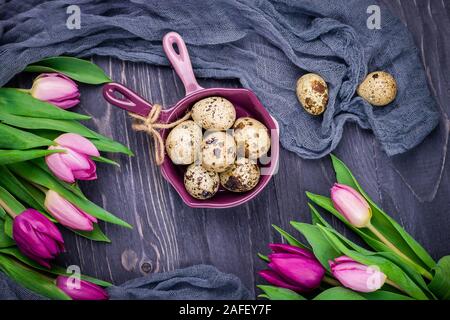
(165, 96), (271, 200)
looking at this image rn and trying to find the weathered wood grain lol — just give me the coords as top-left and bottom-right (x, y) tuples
(7, 0), (450, 298)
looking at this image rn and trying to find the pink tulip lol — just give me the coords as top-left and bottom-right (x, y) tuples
(44, 190), (97, 231)
(56, 276), (108, 300)
(30, 73), (80, 109)
(331, 183), (372, 228)
(329, 256), (386, 293)
(259, 244), (325, 292)
(45, 133), (100, 183)
(13, 209), (65, 268)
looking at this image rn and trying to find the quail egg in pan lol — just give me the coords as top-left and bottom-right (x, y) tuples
(191, 96), (236, 130)
(184, 164), (219, 200)
(220, 159), (260, 193)
(201, 131), (236, 173)
(233, 117), (271, 160)
(165, 120), (202, 165)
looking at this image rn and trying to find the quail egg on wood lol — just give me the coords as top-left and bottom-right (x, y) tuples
(184, 164), (219, 199)
(201, 131), (236, 173)
(220, 159), (260, 193)
(233, 117), (271, 160)
(357, 71), (397, 106)
(192, 96), (236, 130)
(296, 73), (328, 116)
(165, 120), (202, 165)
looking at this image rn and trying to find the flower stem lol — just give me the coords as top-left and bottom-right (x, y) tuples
(367, 223), (433, 280)
(385, 278), (407, 294)
(0, 198), (18, 218)
(31, 182), (48, 194)
(14, 88), (30, 93)
(323, 275), (340, 287)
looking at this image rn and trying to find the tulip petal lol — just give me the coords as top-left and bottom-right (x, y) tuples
(45, 152), (75, 183)
(55, 133), (100, 157)
(45, 190), (94, 231)
(259, 270), (307, 292)
(270, 256), (325, 290)
(60, 148), (92, 170)
(269, 244), (315, 259)
(56, 276), (108, 300)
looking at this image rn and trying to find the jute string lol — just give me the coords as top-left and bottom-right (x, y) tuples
(129, 104), (191, 165)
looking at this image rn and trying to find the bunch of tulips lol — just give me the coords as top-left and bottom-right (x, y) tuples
(0, 57), (133, 299)
(258, 155), (450, 300)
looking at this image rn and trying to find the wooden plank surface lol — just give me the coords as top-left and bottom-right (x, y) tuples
(11, 0), (450, 298)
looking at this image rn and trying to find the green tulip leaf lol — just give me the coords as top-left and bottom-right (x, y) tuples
(25, 56), (112, 84)
(0, 247), (112, 287)
(0, 185), (26, 215)
(0, 149), (64, 165)
(361, 290), (414, 300)
(271, 224), (308, 249)
(290, 222), (341, 272)
(4, 216), (13, 238)
(0, 206), (6, 219)
(317, 225), (429, 300)
(313, 287), (366, 300)
(0, 88), (89, 120)
(71, 224), (111, 243)
(257, 253), (269, 262)
(0, 166), (49, 215)
(8, 162), (132, 229)
(92, 156), (120, 167)
(0, 123), (53, 150)
(0, 254), (70, 300)
(330, 154), (435, 270)
(428, 256), (450, 300)
(0, 220), (15, 248)
(257, 285), (305, 300)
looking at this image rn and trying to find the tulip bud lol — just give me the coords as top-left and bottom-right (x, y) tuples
(329, 256), (386, 293)
(56, 276), (108, 300)
(259, 244), (325, 292)
(13, 209), (64, 268)
(331, 183), (372, 228)
(45, 190), (97, 231)
(30, 73), (80, 109)
(45, 133), (100, 183)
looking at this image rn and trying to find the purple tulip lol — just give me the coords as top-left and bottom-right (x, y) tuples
(45, 133), (100, 183)
(45, 190), (97, 231)
(329, 256), (386, 293)
(331, 183), (372, 228)
(12, 209), (65, 268)
(30, 73), (80, 109)
(56, 276), (108, 300)
(259, 244), (325, 292)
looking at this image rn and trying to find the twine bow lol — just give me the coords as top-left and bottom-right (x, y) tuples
(129, 104), (191, 165)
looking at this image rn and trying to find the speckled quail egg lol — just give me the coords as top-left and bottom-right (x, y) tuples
(184, 164), (219, 199)
(296, 73), (329, 116)
(357, 71), (397, 106)
(233, 117), (271, 160)
(220, 159), (260, 193)
(191, 96), (236, 130)
(165, 120), (202, 165)
(201, 131), (236, 173)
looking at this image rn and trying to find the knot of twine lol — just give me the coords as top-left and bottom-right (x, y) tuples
(129, 104), (191, 165)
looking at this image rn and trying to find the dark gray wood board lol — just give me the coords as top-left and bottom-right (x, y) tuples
(7, 0), (450, 298)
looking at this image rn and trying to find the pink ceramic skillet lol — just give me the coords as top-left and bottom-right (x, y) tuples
(103, 32), (279, 209)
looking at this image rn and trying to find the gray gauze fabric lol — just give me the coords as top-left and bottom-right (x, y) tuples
(0, 0), (439, 158)
(0, 264), (251, 300)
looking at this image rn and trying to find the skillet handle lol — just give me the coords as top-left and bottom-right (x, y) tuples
(102, 82), (153, 117)
(163, 32), (203, 96)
